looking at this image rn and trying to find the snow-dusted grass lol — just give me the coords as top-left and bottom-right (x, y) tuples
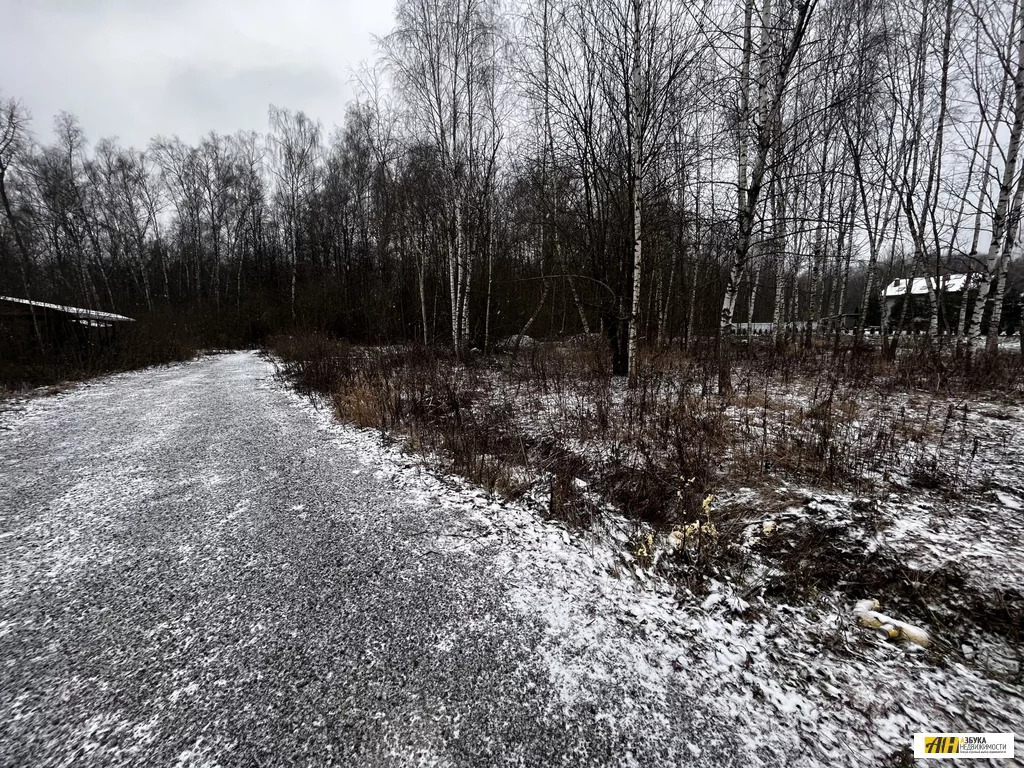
(270, 336), (1024, 765)
(278, 356), (1023, 766)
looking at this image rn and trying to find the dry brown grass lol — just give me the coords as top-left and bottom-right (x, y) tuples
(267, 333), (1023, 645)
(268, 332), (1019, 531)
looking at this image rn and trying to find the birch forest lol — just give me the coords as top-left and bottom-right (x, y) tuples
(2, 0), (1024, 380)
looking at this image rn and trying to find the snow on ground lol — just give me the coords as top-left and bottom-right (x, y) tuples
(8, 352), (1018, 764)
(748, 382), (1024, 599)
(477, 358), (1024, 605)
(10, 352), (750, 766)
(277, 357), (1024, 767)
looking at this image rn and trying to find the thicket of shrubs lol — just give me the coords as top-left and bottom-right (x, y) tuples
(268, 332), (1023, 650)
(270, 333), (1022, 525)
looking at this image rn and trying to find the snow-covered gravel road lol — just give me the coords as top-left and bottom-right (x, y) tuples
(0, 352), (736, 767)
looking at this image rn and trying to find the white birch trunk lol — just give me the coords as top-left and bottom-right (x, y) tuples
(659, 252), (676, 346)
(987, 238), (1017, 350)
(627, 0), (643, 386)
(746, 264), (760, 336)
(967, 15), (1024, 347)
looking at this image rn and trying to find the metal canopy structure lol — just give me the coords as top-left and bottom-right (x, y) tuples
(0, 295), (134, 328)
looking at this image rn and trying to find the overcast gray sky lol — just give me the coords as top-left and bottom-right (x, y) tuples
(1, 0), (396, 148)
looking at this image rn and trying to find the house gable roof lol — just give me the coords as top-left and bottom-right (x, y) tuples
(882, 274), (976, 298)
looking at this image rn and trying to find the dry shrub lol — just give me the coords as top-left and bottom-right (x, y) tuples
(267, 332), (1020, 607)
(270, 335), (540, 496)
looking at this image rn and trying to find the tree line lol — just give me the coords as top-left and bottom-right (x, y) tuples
(2, 0), (1023, 385)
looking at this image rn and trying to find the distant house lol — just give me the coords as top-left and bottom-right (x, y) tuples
(881, 274), (976, 331)
(0, 295), (134, 351)
(882, 274), (973, 302)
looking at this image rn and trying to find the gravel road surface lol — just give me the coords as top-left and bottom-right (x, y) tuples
(0, 352), (736, 767)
